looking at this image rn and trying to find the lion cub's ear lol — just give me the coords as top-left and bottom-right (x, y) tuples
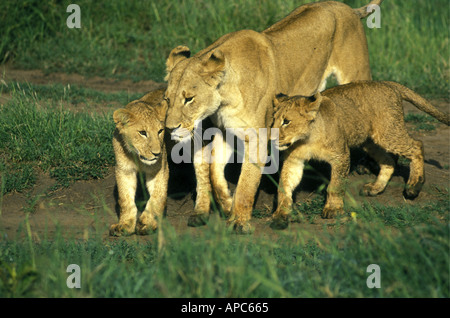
(300, 92), (322, 121)
(113, 109), (135, 130)
(273, 93), (289, 109)
(165, 45), (191, 77)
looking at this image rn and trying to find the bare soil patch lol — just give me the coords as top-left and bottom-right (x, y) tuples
(1, 66), (449, 241)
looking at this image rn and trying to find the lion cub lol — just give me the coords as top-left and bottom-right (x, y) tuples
(110, 88), (169, 236)
(271, 81), (449, 229)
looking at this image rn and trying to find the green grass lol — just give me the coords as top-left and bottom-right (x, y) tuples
(0, 202), (448, 298)
(0, 85), (116, 193)
(0, 0), (448, 97)
(1, 81), (143, 106)
(405, 113), (440, 131)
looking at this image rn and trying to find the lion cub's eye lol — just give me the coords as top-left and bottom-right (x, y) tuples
(158, 129), (164, 135)
(282, 119), (291, 127)
(184, 96), (194, 105)
(139, 131), (147, 137)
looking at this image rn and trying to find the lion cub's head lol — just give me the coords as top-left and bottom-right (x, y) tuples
(113, 90), (167, 165)
(272, 93), (322, 151)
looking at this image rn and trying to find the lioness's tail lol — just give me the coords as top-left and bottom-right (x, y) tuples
(354, 0), (384, 19)
(386, 81), (450, 126)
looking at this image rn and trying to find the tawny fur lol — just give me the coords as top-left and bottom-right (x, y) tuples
(110, 88), (169, 236)
(163, 1), (380, 233)
(271, 81), (449, 229)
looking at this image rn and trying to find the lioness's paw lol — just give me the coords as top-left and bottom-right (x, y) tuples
(270, 214), (289, 230)
(321, 207), (344, 219)
(109, 223), (135, 237)
(187, 213), (209, 227)
(136, 219), (158, 236)
(227, 220), (254, 235)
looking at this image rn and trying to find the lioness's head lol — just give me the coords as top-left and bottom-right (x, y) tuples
(164, 45), (226, 141)
(272, 93), (322, 151)
(114, 91), (167, 165)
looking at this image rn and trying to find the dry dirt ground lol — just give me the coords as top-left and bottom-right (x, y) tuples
(1, 67), (449, 242)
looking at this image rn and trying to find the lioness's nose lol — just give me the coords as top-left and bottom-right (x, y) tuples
(166, 108), (181, 130)
(167, 124), (181, 130)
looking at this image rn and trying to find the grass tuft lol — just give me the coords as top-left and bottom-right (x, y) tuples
(0, 85), (115, 193)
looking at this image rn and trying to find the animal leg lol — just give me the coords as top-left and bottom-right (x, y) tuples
(188, 144), (213, 227)
(210, 132), (234, 217)
(360, 142), (396, 196)
(110, 168), (138, 236)
(322, 153), (350, 219)
(271, 156), (305, 230)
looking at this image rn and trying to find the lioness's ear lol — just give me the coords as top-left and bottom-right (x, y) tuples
(201, 50), (226, 77)
(113, 109), (134, 129)
(304, 92), (322, 121)
(165, 46), (191, 78)
(155, 101), (168, 122)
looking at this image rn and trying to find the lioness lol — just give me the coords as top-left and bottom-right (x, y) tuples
(110, 88), (169, 236)
(164, 0), (382, 233)
(270, 81), (450, 229)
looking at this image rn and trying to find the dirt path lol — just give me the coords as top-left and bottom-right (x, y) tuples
(1, 66), (449, 241)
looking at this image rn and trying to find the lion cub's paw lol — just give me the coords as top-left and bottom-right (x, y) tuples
(321, 207), (344, 219)
(403, 182), (424, 200)
(187, 213), (210, 227)
(270, 214), (290, 230)
(109, 223), (135, 237)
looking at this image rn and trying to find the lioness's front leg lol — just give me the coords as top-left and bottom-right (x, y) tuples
(227, 160), (262, 234)
(136, 162), (169, 235)
(210, 132), (233, 217)
(226, 133), (268, 234)
(321, 154), (350, 219)
(271, 156), (305, 230)
(110, 167), (138, 236)
(188, 144), (213, 227)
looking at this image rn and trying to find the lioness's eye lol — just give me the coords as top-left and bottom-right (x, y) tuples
(184, 96), (194, 105)
(158, 129), (164, 135)
(282, 119), (291, 126)
(139, 131), (147, 137)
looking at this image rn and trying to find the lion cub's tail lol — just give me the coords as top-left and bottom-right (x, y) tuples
(385, 81), (450, 126)
(354, 0), (384, 19)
